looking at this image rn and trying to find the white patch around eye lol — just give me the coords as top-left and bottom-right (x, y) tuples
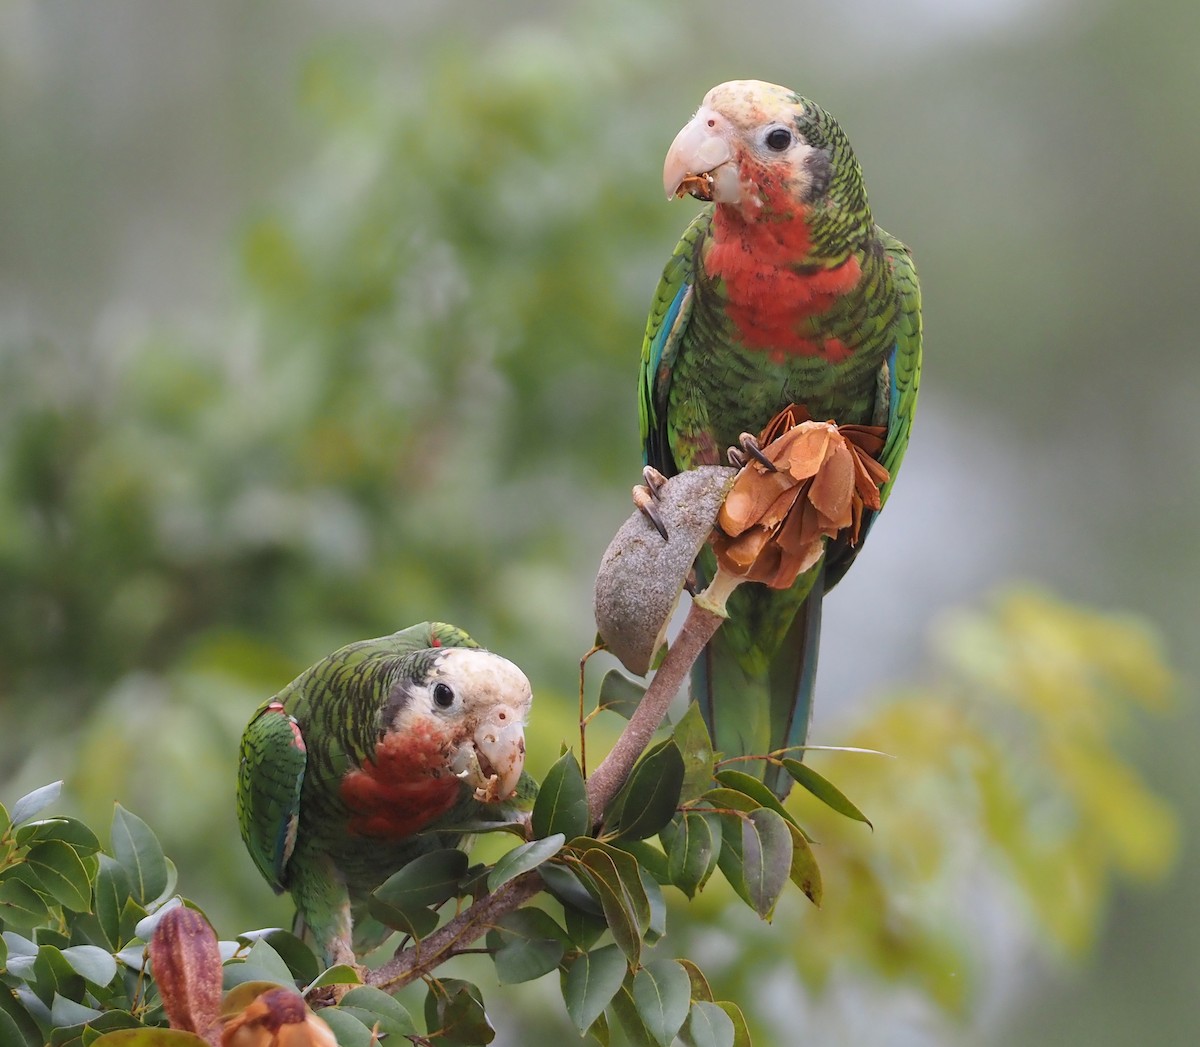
(428, 648), (534, 721)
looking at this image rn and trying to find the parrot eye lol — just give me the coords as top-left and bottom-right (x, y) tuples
(764, 127), (792, 152)
(433, 682), (456, 709)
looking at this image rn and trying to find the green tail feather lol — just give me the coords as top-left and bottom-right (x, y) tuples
(693, 560), (824, 799)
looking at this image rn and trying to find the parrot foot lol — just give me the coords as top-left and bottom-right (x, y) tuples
(633, 466), (670, 541)
(727, 432), (777, 472)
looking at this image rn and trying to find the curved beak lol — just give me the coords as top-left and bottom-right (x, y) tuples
(454, 705), (527, 803)
(663, 106), (736, 201)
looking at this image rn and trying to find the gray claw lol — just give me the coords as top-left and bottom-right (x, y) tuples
(633, 484), (670, 541)
(729, 432), (777, 472)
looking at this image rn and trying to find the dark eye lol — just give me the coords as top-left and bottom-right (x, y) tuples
(765, 127), (792, 151)
(433, 682), (455, 709)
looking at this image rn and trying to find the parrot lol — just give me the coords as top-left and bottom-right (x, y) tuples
(638, 80), (922, 797)
(236, 622), (533, 968)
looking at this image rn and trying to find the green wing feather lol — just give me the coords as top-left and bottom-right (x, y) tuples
(824, 229), (922, 590)
(878, 230), (922, 500)
(639, 207), (711, 472)
(237, 700), (306, 893)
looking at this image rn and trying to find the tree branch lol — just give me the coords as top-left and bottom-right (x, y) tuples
(369, 872), (543, 993)
(585, 599), (725, 823)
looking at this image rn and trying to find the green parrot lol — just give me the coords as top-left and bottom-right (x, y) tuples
(236, 622), (533, 968)
(639, 80), (922, 796)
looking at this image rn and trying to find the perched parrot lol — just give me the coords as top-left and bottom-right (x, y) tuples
(639, 80), (922, 796)
(236, 622), (533, 967)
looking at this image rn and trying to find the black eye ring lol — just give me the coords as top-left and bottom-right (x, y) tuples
(433, 682), (455, 708)
(765, 127), (792, 151)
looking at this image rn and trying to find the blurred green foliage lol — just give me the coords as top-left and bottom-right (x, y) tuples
(0, 2), (1186, 1043)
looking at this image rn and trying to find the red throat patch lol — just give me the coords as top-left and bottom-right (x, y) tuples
(339, 719), (462, 838)
(705, 204), (862, 359)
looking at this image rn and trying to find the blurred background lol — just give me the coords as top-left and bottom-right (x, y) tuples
(0, 0), (1194, 1043)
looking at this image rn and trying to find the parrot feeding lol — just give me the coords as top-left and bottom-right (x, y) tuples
(638, 80), (922, 796)
(236, 622), (533, 967)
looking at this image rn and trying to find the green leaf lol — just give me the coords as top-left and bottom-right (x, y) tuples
(486, 908), (567, 984)
(630, 959), (691, 1046)
(608, 740), (685, 841)
(640, 866), (667, 943)
(367, 848), (467, 938)
(0, 876), (51, 930)
(60, 945), (117, 987)
(221, 962), (293, 991)
(424, 977), (495, 1045)
(67, 1009), (140, 1034)
(571, 841), (650, 964)
(486, 834), (565, 892)
(257, 929), (319, 984)
(0, 1010), (28, 1047)
(243, 938), (297, 987)
(531, 751), (589, 841)
(786, 821), (823, 905)
(109, 807), (168, 905)
(583, 1009), (611, 1047)
(373, 848), (468, 910)
(714, 769), (806, 835)
(147, 858), (179, 910)
(11, 986), (49, 1037)
(0, 802), (9, 838)
(32, 945), (84, 1006)
(10, 782), (62, 827)
(4, 929), (38, 958)
(782, 759), (872, 827)
(303, 964), (364, 992)
(339, 985), (418, 1036)
(541, 863), (603, 917)
(678, 958), (714, 1002)
(34, 927), (69, 949)
(49, 992), (104, 1029)
(26, 841), (92, 912)
(597, 669), (646, 720)
(610, 977), (656, 1046)
(672, 703), (716, 802)
(661, 811), (722, 898)
(563, 901), (607, 950)
(15, 819), (102, 855)
(680, 1000), (736, 1047)
(365, 894), (441, 939)
(615, 838), (671, 884)
(0, 984), (42, 1047)
(117, 898), (149, 947)
(114, 943), (147, 972)
(318, 1008), (375, 1047)
(717, 1000), (752, 1047)
(563, 944), (627, 1035)
(84, 859), (120, 952)
(717, 807), (792, 919)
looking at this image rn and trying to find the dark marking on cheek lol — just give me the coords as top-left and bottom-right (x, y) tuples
(803, 150), (832, 201)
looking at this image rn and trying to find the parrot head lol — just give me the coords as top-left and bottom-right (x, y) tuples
(663, 79), (862, 222)
(337, 645), (533, 840)
(385, 647), (531, 804)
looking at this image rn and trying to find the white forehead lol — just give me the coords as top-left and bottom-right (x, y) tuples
(433, 648), (533, 713)
(702, 80), (797, 121)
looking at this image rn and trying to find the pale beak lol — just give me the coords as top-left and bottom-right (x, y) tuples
(453, 705), (527, 803)
(663, 106), (737, 202)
